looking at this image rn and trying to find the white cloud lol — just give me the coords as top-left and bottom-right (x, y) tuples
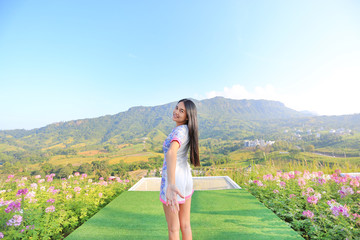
(204, 53), (360, 116)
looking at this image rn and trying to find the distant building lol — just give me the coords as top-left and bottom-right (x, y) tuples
(244, 139), (275, 147)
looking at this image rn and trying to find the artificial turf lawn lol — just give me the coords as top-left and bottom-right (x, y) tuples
(65, 189), (303, 240)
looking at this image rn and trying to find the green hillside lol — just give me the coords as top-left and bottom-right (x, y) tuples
(0, 97), (359, 169)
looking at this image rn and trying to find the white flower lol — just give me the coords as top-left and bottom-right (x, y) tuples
(314, 192), (322, 200)
(323, 175), (331, 180)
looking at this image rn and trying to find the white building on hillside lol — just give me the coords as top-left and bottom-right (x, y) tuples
(244, 139), (275, 147)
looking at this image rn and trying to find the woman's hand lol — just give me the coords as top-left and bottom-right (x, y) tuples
(166, 184), (184, 213)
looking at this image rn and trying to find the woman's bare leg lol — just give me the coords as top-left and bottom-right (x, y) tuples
(179, 198), (192, 240)
(163, 203), (180, 240)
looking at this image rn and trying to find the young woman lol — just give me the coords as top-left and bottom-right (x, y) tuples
(159, 99), (200, 240)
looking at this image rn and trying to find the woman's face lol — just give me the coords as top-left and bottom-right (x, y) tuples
(172, 101), (188, 126)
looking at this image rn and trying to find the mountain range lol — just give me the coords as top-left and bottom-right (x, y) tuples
(0, 97), (359, 152)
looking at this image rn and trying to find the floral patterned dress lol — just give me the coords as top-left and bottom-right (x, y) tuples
(159, 125), (194, 204)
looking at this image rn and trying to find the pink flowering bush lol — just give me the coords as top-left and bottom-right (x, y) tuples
(0, 174), (131, 239)
(246, 169), (360, 239)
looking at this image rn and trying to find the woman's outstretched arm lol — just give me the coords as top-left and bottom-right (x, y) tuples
(166, 141), (184, 212)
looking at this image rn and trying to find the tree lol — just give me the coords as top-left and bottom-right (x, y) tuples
(58, 165), (73, 178)
(78, 163), (92, 174)
(40, 163), (54, 175)
(289, 149), (301, 159)
(305, 145), (315, 152)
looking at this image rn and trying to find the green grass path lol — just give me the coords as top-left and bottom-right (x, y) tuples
(66, 189), (303, 240)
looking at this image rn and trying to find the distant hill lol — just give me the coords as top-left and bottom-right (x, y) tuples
(0, 97), (358, 152)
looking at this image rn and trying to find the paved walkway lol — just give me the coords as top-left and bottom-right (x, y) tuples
(66, 189), (303, 240)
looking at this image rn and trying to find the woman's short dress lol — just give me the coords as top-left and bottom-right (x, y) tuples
(159, 124), (194, 204)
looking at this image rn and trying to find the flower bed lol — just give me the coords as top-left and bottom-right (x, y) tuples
(0, 173), (130, 239)
(247, 169), (360, 239)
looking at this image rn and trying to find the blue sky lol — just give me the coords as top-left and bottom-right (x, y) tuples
(1, 0), (360, 130)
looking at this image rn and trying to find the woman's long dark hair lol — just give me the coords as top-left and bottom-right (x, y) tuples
(178, 99), (200, 167)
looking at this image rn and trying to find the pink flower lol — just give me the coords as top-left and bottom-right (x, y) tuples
(47, 186), (55, 193)
(25, 191), (36, 199)
(7, 175), (15, 179)
(302, 210), (314, 219)
(45, 205), (55, 213)
(307, 187), (314, 193)
(339, 186), (354, 198)
(5, 201), (21, 213)
(307, 196), (318, 205)
(263, 174), (273, 181)
(303, 172), (311, 180)
(74, 187), (81, 193)
(81, 173), (87, 178)
(125, 179), (130, 183)
(327, 199), (338, 207)
(34, 175), (41, 179)
(98, 192), (103, 198)
(16, 188), (28, 196)
(282, 173), (290, 180)
(317, 178), (326, 185)
(331, 204), (349, 217)
(289, 194), (296, 199)
(314, 192), (322, 200)
(273, 190), (279, 194)
(6, 215), (23, 226)
(47, 198), (55, 203)
(99, 177), (104, 180)
(52, 189), (60, 195)
(279, 181), (286, 188)
(74, 172), (80, 176)
(298, 178), (306, 187)
(350, 179), (359, 187)
(302, 187), (314, 197)
(253, 180), (264, 187)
